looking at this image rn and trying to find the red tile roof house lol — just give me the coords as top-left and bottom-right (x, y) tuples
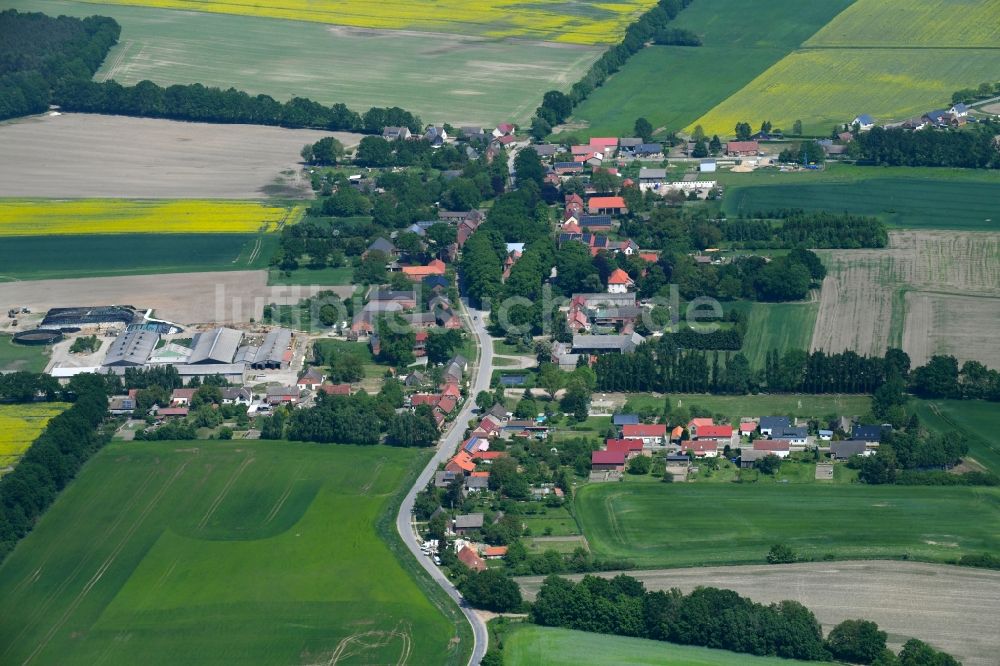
(692, 424), (735, 447)
(726, 140), (760, 156)
(684, 440), (719, 458)
(739, 421), (758, 436)
(588, 196), (628, 215)
(482, 545), (508, 560)
(606, 438), (645, 459)
(170, 388), (197, 406)
(591, 449), (626, 471)
(457, 545), (487, 572)
(472, 451), (508, 462)
(319, 383), (352, 396)
(156, 406), (189, 419)
(446, 451), (476, 474)
(753, 439), (792, 458)
(621, 423), (667, 447)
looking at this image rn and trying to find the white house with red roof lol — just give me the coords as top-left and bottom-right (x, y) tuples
(607, 268), (634, 294)
(753, 439), (791, 458)
(685, 440), (719, 458)
(621, 423), (666, 447)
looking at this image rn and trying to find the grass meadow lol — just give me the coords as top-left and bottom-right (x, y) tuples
(15, 0), (601, 126)
(913, 399), (1000, 475)
(0, 199), (299, 236)
(268, 265), (354, 286)
(0, 334), (50, 373)
(564, 0), (851, 138)
(805, 0), (1000, 47)
(740, 302), (819, 370)
(0, 403), (67, 469)
(0, 441), (468, 665)
(0, 233), (278, 281)
(502, 624), (828, 666)
(622, 393), (872, 424)
(76, 0), (654, 43)
(691, 48), (1000, 135)
(575, 483), (1000, 569)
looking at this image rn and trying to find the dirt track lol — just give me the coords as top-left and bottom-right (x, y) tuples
(0, 113), (361, 199)
(0, 271), (349, 324)
(517, 561), (1000, 666)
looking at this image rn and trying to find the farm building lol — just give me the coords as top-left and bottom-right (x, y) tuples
(587, 196), (628, 215)
(753, 439), (791, 458)
(830, 440), (871, 460)
(607, 268), (634, 294)
(700, 159), (717, 173)
(591, 450), (626, 472)
(188, 327), (243, 365)
(739, 449), (770, 468)
(103, 328), (158, 367)
(175, 364), (246, 385)
(247, 327), (293, 369)
(457, 546), (486, 572)
(42, 305), (138, 329)
(453, 513), (484, 534)
(726, 141), (759, 156)
(621, 424), (667, 447)
(605, 439), (645, 458)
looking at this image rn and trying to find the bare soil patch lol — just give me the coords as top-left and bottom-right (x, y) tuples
(0, 113), (360, 199)
(0, 270), (342, 325)
(812, 231), (1000, 365)
(518, 561), (1000, 666)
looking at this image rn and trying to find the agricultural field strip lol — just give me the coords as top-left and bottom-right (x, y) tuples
(71, 0), (657, 44)
(0, 404), (68, 468)
(804, 0), (1000, 47)
(516, 562), (1000, 666)
(0, 200), (301, 236)
(811, 231), (1000, 362)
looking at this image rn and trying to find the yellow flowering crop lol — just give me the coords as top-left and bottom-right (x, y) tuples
(80, 0), (656, 45)
(0, 200), (304, 237)
(806, 0), (1000, 47)
(0, 404), (68, 470)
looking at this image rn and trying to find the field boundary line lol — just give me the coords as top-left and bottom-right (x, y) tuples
(21, 460), (189, 665)
(197, 454), (255, 529)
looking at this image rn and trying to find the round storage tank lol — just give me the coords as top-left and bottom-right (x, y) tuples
(12, 329), (63, 345)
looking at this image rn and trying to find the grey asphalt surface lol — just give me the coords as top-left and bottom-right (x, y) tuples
(396, 302), (493, 665)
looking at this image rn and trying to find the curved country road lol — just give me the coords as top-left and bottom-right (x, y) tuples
(396, 301), (493, 665)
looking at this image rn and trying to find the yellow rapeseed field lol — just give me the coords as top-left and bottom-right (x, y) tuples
(0, 404), (68, 470)
(79, 0), (655, 44)
(805, 0), (1000, 47)
(0, 200), (304, 237)
(689, 48), (1000, 136)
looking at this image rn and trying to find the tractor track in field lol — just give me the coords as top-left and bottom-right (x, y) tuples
(197, 454), (255, 529)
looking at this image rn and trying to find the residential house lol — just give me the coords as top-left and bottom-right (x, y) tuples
(473, 450), (508, 463)
(739, 449), (770, 468)
(446, 451), (476, 475)
(365, 237), (398, 259)
(685, 440), (719, 458)
(319, 383), (352, 396)
(368, 289), (418, 310)
(753, 439), (791, 458)
(424, 126), (448, 147)
(638, 167), (667, 185)
(444, 355), (468, 382)
(502, 420), (549, 440)
(464, 474), (490, 493)
(739, 421), (757, 437)
(170, 388), (196, 406)
(606, 438), (645, 458)
(852, 424), (887, 445)
(830, 440), (871, 460)
(482, 545), (508, 560)
(296, 367), (325, 390)
(457, 545), (487, 572)
(852, 114), (876, 131)
(434, 470), (458, 488)
(577, 214), (613, 231)
(108, 395), (135, 415)
(221, 386), (253, 406)
(493, 123), (515, 138)
(401, 259), (447, 280)
(453, 513), (484, 534)
(772, 425), (808, 449)
(591, 450), (626, 471)
(818, 429), (833, 441)
(948, 102), (970, 117)
(266, 385), (300, 406)
(588, 196), (628, 215)
(382, 126), (412, 141)
(554, 161), (585, 176)
(155, 406), (189, 419)
(460, 126), (485, 140)
(726, 141), (759, 156)
(621, 423), (666, 447)
(607, 268), (634, 294)
(571, 332), (643, 357)
(759, 416), (790, 437)
(589, 137), (619, 155)
(634, 143), (663, 159)
(404, 370), (429, 388)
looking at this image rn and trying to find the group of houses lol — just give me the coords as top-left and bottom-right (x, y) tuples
(354, 282), (461, 343)
(590, 413), (888, 473)
(404, 355), (470, 429)
(851, 102), (974, 133)
(382, 121), (518, 157)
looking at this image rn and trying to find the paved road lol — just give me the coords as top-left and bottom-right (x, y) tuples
(396, 301), (494, 666)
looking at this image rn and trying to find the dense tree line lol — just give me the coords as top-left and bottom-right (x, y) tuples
(910, 355), (1000, 401)
(851, 125), (1000, 168)
(0, 371), (60, 402)
(652, 27), (702, 46)
(665, 326), (743, 351)
(531, 576), (830, 661)
(0, 9), (119, 121)
(952, 80), (1000, 105)
(530, 0), (694, 137)
(722, 211), (888, 249)
(0, 374), (110, 561)
(530, 575), (960, 665)
(55, 77), (421, 134)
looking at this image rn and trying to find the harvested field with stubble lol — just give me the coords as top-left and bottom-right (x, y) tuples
(812, 231), (1000, 365)
(0, 113), (357, 199)
(517, 561), (1000, 666)
(0, 270), (342, 324)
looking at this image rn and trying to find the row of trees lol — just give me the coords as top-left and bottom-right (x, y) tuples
(529, 0), (695, 138)
(721, 210), (889, 249)
(0, 10), (119, 121)
(55, 77), (421, 134)
(852, 125), (1000, 169)
(530, 575), (959, 665)
(951, 80), (1000, 105)
(0, 374), (110, 561)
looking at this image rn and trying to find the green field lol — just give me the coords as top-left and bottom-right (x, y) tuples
(720, 164), (1000, 230)
(623, 393), (871, 424)
(564, 0), (852, 138)
(502, 624), (829, 666)
(576, 483), (1000, 568)
(11, 0), (601, 126)
(805, 0), (1000, 47)
(693, 47), (1000, 136)
(0, 441), (467, 665)
(740, 302), (818, 369)
(913, 399), (1000, 475)
(0, 233), (276, 281)
(0, 334), (50, 373)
